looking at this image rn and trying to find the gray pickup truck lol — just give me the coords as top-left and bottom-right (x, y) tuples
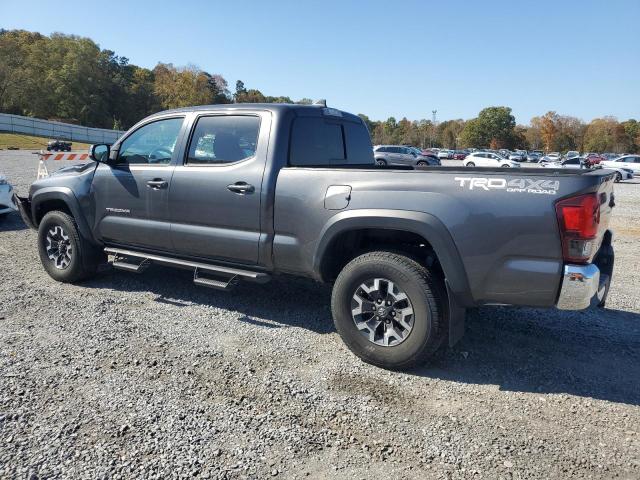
(14, 103), (616, 370)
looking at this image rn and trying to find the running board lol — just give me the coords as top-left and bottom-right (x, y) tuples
(112, 256), (150, 273)
(104, 247), (270, 286)
(193, 268), (238, 291)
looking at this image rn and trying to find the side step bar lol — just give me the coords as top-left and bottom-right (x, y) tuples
(104, 247), (270, 290)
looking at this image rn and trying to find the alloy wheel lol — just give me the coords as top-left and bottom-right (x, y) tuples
(45, 225), (73, 269)
(351, 278), (414, 346)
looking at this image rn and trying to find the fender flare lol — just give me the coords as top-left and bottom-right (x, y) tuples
(30, 187), (98, 245)
(313, 209), (474, 306)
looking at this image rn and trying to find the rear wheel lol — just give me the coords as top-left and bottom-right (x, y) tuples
(331, 251), (446, 370)
(501, 164), (511, 168)
(37, 211), (103, 283)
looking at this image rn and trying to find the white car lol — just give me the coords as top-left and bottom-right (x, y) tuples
(599, 165), (634, 183)
(541, 157), (585, 169)
(463, 152), (521, 168)
(540, 152), (562, 163)
(600, 154), (640, 174)
(437, 149), (452, 159)
(0, 175), (17, 219)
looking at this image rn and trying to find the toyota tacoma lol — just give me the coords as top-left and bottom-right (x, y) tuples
(14, 103), (616, 369)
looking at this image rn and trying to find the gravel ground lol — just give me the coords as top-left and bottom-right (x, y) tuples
(1, 151), (639, 479)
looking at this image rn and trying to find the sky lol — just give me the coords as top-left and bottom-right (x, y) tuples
(2, 0), (639, 124)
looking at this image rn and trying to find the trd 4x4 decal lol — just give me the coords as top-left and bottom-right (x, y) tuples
(454, 177), (559, 195)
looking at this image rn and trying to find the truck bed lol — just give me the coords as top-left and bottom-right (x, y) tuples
(273, 166), (615, 308)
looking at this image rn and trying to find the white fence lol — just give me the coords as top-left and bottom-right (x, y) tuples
(0, 113), (124, 144)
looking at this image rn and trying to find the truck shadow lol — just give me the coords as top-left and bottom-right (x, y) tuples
(414, 306), (640, 406)
(85, 265), (335, 334)
(84, 266), (640, 406)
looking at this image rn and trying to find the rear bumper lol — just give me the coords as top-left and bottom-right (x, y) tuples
(556, 231), (614, 310)
(12, 193), (36, 229)
(556, 264), (602, 310)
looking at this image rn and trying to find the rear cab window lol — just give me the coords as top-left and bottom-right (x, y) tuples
(289, 113), (374, 166)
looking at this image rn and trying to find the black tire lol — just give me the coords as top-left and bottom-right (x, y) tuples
(614, 172), (622, 183)
(501, 164), (511, 168)
(331, 251), (446, 370)
(37, 211), (102, 283)
(375, 159), (387, 166)
(466, 161), (475, 167)
(416, 161), (428, 167)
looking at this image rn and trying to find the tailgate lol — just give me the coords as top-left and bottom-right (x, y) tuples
(595, 172), (615, 252)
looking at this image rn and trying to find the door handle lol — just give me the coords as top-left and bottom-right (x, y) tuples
(146, 179), (168, 189)
(227, 182), (255, 194)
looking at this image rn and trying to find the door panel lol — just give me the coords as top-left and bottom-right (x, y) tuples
(92, 116), (185, 251)
(93, 164), (175, 249)
(169, 112), (271, 265)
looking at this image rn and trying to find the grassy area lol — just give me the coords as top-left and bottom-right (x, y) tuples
(0, 133), (92, 151)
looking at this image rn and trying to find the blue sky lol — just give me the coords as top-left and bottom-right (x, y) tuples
(2, 0), (639, 124)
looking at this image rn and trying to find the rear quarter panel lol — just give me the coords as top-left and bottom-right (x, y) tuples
(273, 167), (613, 307)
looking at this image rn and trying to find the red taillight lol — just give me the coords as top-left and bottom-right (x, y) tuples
(555, 193), (600, 263)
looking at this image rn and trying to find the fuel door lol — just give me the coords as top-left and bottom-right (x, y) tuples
(324, 185), (352, 210)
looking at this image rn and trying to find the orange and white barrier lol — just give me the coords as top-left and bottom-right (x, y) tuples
(36, 150), (90, 180)
(40, 151), (90, 161)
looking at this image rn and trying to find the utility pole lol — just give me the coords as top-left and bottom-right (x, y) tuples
(431, 110), (438, 147)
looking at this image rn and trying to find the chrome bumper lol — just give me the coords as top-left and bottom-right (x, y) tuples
(556, 264), (606, 310)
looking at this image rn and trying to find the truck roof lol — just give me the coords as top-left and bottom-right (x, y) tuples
(147, 103), (363, 123)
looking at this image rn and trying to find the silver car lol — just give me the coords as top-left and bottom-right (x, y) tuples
(373, 145), (440, 166)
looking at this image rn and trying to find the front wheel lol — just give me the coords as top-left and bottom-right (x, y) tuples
(416, 161), (428, 167)
(37, 211), (103, 283)
(614, 172), (622, 183)
(331, 251), (446, 370)
(375, 159), (387, 166)
(501, 164), (511, 168)
(465, 161), (475, 167)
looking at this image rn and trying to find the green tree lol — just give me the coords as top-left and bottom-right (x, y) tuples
(459, 107), (516, 148)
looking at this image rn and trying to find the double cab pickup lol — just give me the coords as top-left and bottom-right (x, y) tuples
(15, 103), (615, 369)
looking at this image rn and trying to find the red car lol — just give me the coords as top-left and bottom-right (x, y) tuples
(584, 153), (605, 167)
(453, 151), (467, 160)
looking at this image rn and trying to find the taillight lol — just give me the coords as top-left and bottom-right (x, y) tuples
(555, 193), (600, 263)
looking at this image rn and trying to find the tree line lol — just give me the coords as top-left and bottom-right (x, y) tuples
(1, 29), (638, 153)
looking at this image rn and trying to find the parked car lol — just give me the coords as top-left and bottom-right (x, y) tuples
(437, 149), (453, 159)
(596, 165), (634, 182)
(508, 152), (526, 162)
(373, 145), (440, 166)
(526, 152), (542, 162)
(46, 140), (72, 152)
(583, 153), (606, 167)
(463, 151), (521, 168)
(541, 157), (585, 169)
(539, 153), (562, 163)
(565, 151), (580, 160)
(14, 103), (616, 370)
(600, 154), (640, 174)
(453, 150), (467, 160)
(0, 174), (17, 219)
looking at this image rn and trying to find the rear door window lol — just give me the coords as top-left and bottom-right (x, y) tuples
(187, 115), (260, 165)
(289, 117), (373, 166)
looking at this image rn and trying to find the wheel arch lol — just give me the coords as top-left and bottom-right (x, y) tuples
(313, 209), (473, 306)
(31, 188), (98, 245)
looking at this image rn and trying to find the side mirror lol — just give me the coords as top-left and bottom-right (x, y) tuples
(90, 144), (110, 163)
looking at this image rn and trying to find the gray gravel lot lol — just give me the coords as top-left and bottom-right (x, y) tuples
(1, 150), (639, 479)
